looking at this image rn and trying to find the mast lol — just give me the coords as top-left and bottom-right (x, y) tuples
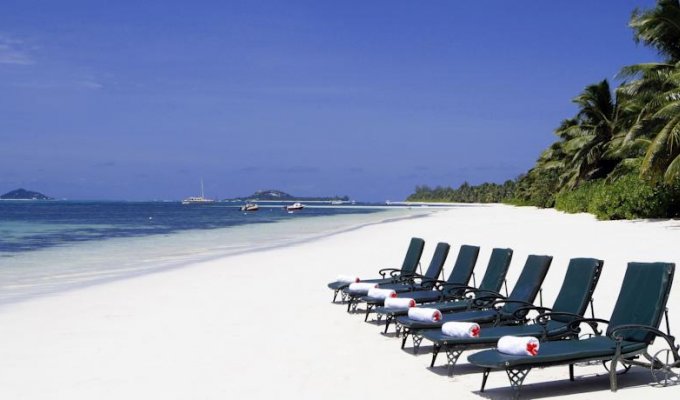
(201, 178), (205, 198)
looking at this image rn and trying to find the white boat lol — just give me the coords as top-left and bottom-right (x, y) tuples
(285, 202), (304, 211)
(240, 203), (259, 212)
(182, 179), (216, 205)
(330, 200), (343, 205)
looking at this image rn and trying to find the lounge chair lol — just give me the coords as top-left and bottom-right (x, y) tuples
(327, 237), (425, 302)
(397, 254), (553, 353)
(372, 242), (450, 293)
(468, 261), (676, 398)
(375, 247), (513, 334)
(422, 257), (603, 372)
(356, 244), (478, 320)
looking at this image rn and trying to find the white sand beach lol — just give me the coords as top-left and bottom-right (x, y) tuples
(1, 204), (679, 399)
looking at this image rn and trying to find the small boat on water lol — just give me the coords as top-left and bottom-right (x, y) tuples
(182, 179), (215, 205)
(285, 202), (304, 211)
(240, 203), (259, 212)
(330, 200), (343, 205)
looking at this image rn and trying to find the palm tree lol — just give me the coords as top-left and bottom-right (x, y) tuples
(554, 80), (622, 187)
(631, 0), (680, 63)
(624, 1), (680, 181)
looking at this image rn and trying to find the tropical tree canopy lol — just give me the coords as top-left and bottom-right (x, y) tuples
(408, 0), (680, 219)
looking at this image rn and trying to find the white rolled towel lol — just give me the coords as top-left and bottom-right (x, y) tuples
(407, 307), (442, 322)
(367, 288), (397, 299)
(497, 336), (540, 356)
(335, 275), (360, 284)
(384, 297), (416, 310)
(441, 322), (480, 338)
(348, 282), (379, 294)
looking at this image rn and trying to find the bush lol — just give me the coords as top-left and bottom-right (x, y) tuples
(554, 181), (598, 214)
(555, 173), (680, 220)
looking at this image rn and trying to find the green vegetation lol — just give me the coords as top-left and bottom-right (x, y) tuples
(408, 0), (680, 220)
(554, 171), (680, 219)
(408, 181), (515, 203)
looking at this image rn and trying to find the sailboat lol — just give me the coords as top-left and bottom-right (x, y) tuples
(182, 179), (216, 204)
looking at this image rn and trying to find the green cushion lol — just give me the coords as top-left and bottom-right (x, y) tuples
(374, 299), (469, 317)
(446, 245), (480, 290)
(400, 237), (425, 277)
(477, 248), (513, 293)
(397, 309), (498, 330)
(499, 255), (552, 315)
(422, 320), (567, 345)
(550, 258), (603, 323)
(468, 336), (647, 368)
(423, 242), (450, 280)
(607, 262), (675, 343)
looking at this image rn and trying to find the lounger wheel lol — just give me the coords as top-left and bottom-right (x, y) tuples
(651, 349), (680, 387)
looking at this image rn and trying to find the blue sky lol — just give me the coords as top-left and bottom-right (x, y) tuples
(0, 0), (660, 201)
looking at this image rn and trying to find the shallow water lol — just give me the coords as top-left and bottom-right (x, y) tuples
(0, 201), (433, 304)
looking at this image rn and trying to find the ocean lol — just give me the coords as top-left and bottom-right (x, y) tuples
(0, 201), (432, 304)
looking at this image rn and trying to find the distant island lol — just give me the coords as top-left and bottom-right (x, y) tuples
(227, 189), (349, 202)
(0, 188), (52, 200)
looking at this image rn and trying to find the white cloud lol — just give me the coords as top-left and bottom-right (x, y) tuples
(0, 36), (34, 65)
(76, 80), (103, 90)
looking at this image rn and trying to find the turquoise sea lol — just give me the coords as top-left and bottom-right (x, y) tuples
(0, 201), (432, 304)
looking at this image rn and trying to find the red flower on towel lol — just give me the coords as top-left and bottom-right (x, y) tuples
(433, 310), (442, 322)
(355, 278), (360, 283)
(526, 342), (538, 356)
(389, 292), (397, 298)
(471, 325), (480, 337)
(408, 299), (416, 307)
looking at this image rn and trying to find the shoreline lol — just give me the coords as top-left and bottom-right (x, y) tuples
(0, 204), (678, 399)
(0, 207), (433, 306)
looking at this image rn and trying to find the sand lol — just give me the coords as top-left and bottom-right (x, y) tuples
(1, 204), (679, 399)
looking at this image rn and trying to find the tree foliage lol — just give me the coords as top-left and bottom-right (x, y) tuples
(408, 0), (680, 219)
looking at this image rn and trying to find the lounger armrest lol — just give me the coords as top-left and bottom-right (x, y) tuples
(534, 311), (583, 326)
(464, 288), (505, 299)
(511, 305), (553, 321)
(378, 268), (401, 278)
(567, 317), (610, 336)
(470, 293), (506, 309)
(489, 299), (536, 319)
(441, 284), (475, 298)
(417, 279), (450, 290)
(609, 324), (679, 350)
(409, 274), (436, 287)
(410, 273), (431, 281)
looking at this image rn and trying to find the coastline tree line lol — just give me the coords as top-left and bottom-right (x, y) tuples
(408, 0), (680, 219)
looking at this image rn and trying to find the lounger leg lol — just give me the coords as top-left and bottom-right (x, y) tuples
(364, 304), (373, 322)
(341, 292), (348, 303)
(395, 321), (402, 337)
(569, 364), (574, 381)
(445, 346), (463, 375)
(506, 367), (531, 399)
(609, 357), (619, 392)
(412, 333), (423, 354)
(384, 315), (392, 334)
(401, 330), (410, 349)
(346, 298), (353, 312)
(332, 290), (338, 303)
(431, 344), (441, 367)
(481, 368), (491, 392)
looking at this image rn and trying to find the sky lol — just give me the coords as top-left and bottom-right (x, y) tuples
(0, 0), (662, 201)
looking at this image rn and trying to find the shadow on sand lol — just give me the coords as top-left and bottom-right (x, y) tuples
(473, 367), (657, 400)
